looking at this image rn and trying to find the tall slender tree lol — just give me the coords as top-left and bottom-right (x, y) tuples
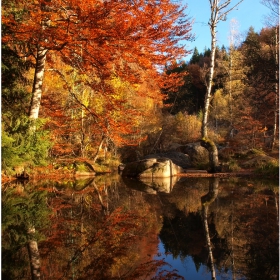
(201, 0), (243, 172)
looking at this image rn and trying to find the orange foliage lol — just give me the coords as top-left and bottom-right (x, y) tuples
(3, 0), (193, 154)
(3, 0), (192, 91)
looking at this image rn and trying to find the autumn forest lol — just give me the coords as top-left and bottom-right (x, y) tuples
(1, 0), (279, 177)
(1, 1), (279, 279)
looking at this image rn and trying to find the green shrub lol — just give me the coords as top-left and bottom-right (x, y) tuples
(1, 117), (52, 175)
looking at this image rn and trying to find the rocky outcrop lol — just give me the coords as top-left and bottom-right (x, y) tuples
(174, 142), (209, 167)
(186, 142), (208, 163)
(122, 157), (184, 178)
(144, 152), (191, 169)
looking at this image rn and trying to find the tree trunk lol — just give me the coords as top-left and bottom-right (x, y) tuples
(27, 227), (41, 280)
(92, 135), (106, 163)
(201, 138), (219, 173)
(271, 26), (278, 151)
(202, 22), (217, 138)
(201, 0), (243, 172)
(201, 2), (219, 173)
(29, 47), (48, 120)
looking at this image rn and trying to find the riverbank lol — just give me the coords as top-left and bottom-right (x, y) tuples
(2, 149), (278, 184)
(2, 168), (277, 185)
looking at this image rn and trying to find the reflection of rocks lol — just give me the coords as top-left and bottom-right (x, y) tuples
(122, 156), (185, 178)
(122, 176), (179, 194)
(122, 177), (157, 194)
(140, 176), (179, 193)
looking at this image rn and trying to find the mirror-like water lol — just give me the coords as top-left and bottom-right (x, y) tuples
(2, 175), (279, 280)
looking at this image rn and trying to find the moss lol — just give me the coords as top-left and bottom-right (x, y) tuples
(74, 161), (95, 173)
(201, 137), (216, 148)
(200, 137), (219, 173)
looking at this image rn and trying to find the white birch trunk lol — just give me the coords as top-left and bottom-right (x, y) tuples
(201, 7), (219, 172)
(202, 1), (218, 138)
(29, 47), (48, 120)
(201, 0), (243, 172)
(92, 135), (106, 163)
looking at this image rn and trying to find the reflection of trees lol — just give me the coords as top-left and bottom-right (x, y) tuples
(201, 177), (219, 280)
(241, 189), (279, 280)
(159, 210), (206, 260)
(2, 182), (51, 280)
(3, 176), (278, 279)
(38, 176), (169, 279)
(211, 180), (279, 280)
(158, 177), (279, 280)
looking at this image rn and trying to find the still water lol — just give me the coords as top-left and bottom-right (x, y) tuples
(2, 174), (279, 280)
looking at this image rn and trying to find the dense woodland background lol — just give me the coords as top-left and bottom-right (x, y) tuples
(1, 0), (279, 176)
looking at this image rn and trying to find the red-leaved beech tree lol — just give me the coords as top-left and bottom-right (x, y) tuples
(2, 0), (193, 124)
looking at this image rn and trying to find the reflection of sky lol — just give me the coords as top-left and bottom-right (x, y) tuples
(154, 239), (244, 280)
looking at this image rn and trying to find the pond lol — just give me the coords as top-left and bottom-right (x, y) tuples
(2, 174), (279, 280)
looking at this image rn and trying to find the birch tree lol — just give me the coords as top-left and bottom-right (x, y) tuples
(201, 0), (243, 172)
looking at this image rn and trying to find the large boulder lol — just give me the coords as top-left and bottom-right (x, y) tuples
(144, 152), (191, 169)
(176, 142), (209, 167)
(122, 157), (184, 178)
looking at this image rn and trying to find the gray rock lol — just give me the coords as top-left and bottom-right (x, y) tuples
(180, 142), (209, 166)
(144, 152), (191, 169)
(122, 157), (184, 178)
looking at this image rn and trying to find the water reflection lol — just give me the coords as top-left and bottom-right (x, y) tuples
(2, 182), (51, 280)
(122, 176), (179, 194)
(155, 177), (279, 280)
(2, 175), (279, 280)
(201, 178), (219, 280)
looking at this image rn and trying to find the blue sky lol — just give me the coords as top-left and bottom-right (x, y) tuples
(182, 0), (272, 61)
